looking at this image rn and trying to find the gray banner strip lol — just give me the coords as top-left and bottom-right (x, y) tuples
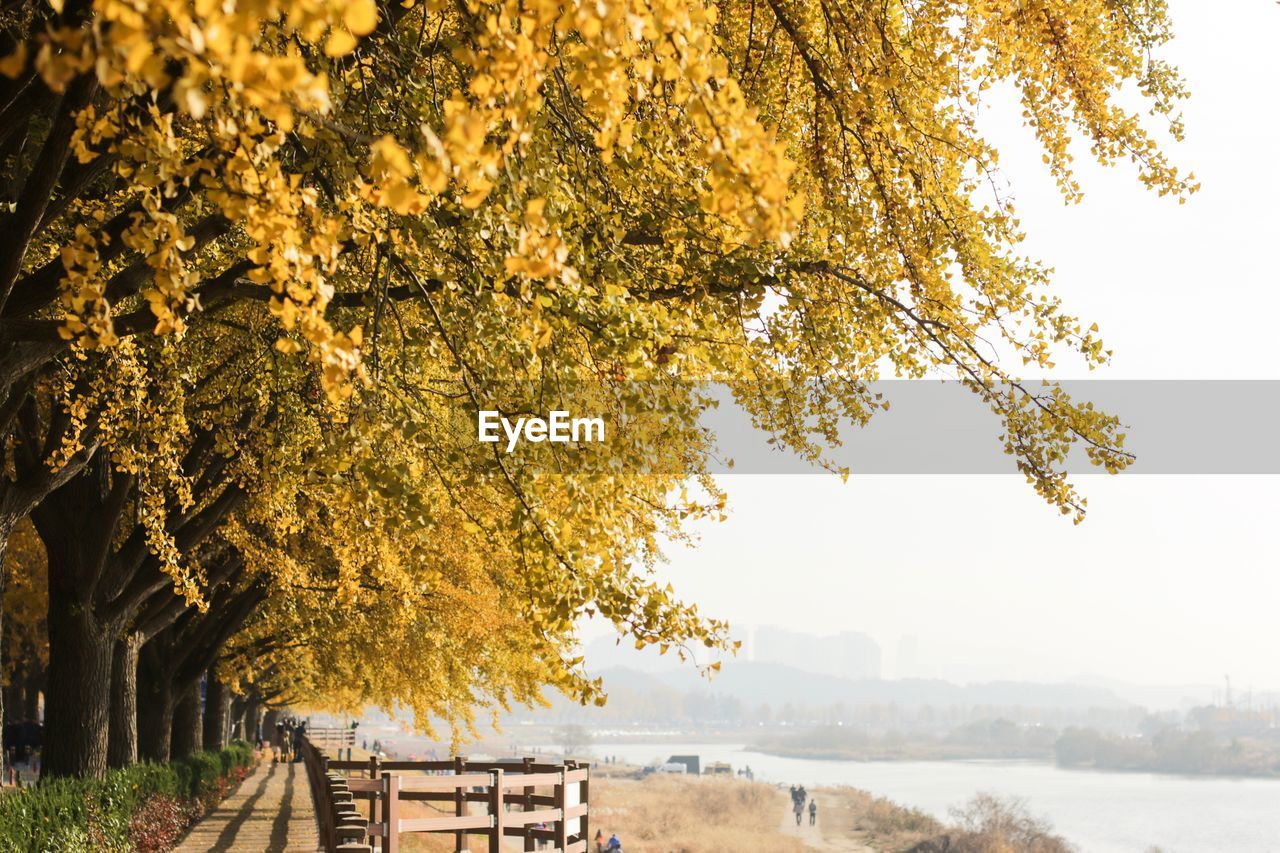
(696, 380), (1280, 475)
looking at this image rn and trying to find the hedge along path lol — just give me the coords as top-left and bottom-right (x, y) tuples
(176, 759), (320, 852)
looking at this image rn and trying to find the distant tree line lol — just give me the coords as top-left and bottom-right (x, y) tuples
(1054, 725), (1280, 776)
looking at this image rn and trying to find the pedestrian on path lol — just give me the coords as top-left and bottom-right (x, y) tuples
(794, 799), (803, 826)
(809, 798), (817, 826)
(270, 721), (284, 763)
(292, 720), (306, 763)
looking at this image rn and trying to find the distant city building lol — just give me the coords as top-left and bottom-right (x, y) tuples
(752, 626), (881, 680)
(896, 635), (919, 679)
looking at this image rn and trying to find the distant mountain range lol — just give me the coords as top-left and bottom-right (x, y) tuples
(578, 634), (1229, 714)
(591, 661), (1135, 711)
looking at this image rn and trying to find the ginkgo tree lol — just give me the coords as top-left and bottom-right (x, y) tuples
(0, 0), (1192, 779)
(18, 298), (732, 778)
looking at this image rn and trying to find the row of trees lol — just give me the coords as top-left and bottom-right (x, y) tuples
(1053, 726), (1280, 776)
(0, 0), (1187, 779)
(524, 684), (1152, 731)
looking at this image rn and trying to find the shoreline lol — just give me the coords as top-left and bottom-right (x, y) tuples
(747, 745), (1280, 781)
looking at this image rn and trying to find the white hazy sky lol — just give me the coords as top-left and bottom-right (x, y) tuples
(605, 1), (1280, 691)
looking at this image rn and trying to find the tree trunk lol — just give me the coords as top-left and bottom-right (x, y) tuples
(262, 708), (279, 728)
(0, 527), (10, 769)
(136, 648), (174, 763)
(41, 580), (114, 779)
(203, 673), (230, 751)
(262, 708), (280, 750)
(23, 664), (40, 721)
(171, 679), (202, 759)
(245, 693), (261, 746)
(228, 694), (247, 742)
(108, 632), (140, 768)
(1, 686), (17, 724)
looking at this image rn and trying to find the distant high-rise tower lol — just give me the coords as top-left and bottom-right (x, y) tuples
(896, 635), (919, 679)
(752, 626), (881, 680)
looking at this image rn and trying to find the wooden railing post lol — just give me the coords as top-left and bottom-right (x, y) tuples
(454, 755), (467, 852)
(368, 754), (380, 827)
(322, 753), (335, 853)
(488, 768), (505, 853)
(580, 762), (590, 848)
(383, 774), (400, 853)
(522, 756), (535, 852)
(554, 765), (569, 851)
(303, 738), (340, 853)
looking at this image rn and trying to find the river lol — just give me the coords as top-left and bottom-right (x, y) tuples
(586, 741), (1280, 852)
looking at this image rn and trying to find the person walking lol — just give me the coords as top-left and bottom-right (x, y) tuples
(794, 799), (803, 826)
(270, 720), (284, 763)
(594, 828), (606, 852)
(809, 799), (818, 826)
(292, 720), (306, 762)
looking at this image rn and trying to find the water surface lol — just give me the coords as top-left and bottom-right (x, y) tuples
(585, 741), (1280, 853)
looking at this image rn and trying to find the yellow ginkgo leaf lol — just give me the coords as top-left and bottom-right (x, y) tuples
(343, 0), (379, 37)
(0, 44), (27, 78)
(324, 28), (358, 57)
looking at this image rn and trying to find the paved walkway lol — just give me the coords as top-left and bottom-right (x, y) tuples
(176, 759), (319, 852)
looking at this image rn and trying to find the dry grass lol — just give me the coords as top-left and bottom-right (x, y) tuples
(592, 775), (804, 853)
(939, 793), (1075, 853)
(815, 786), (942, 850)
(395, 774), (800, 852)
(352, 765), (1074, 853)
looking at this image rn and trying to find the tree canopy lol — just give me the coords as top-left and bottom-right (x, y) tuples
(0, 0), (1191, 777)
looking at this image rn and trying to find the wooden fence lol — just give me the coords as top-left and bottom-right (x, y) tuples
(308, 727), (358, 748)
(301, 736), (591, 852)
(307, 726), (357, 761)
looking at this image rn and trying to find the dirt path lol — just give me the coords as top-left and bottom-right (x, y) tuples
(175, 759), (319, 852)
(779, 798), (878, 852)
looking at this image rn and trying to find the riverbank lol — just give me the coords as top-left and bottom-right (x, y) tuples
(383, 762), (1066, 853)
(585, 772), (1072, 852)
(344, 731), (1280, 851)
(576, 741), (1280, 851)
(751, 726), (1280, 779)
(752, 741), (1280, 779)
(393, 772), (810, 852)
(752, 743), (1052, 763)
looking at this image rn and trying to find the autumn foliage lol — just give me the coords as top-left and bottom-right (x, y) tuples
(0, 0), (1190, 780)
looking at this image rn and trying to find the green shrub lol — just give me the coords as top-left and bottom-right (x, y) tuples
(0, 741), (255, 852)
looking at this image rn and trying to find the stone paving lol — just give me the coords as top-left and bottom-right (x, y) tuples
(175, 759), (319, 852)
